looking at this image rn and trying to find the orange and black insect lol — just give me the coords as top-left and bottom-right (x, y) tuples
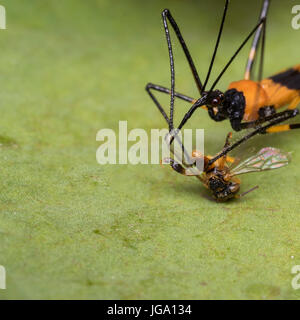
(146, 0), (300, 139)
(145, 0), (292, 201)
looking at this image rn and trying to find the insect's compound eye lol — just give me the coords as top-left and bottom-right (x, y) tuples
(211, 97), (221, 106)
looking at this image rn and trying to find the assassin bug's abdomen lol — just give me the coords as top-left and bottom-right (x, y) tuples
(260, 64), (300, 108)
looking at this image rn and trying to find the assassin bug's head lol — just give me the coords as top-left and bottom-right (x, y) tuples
(204, 90), (225, 107)
(204, 89), (246, 131)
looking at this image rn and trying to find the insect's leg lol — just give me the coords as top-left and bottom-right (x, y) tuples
(236, 186), (259, 199)
(146, 83), (196, 104)
(226, 156), (236, 164)
(148, 10), (202, 168)
(257, 10), (267, 82)
(227, 109), (300, 135)
(287, 96), (300, 110)
(145, 84), (170, 125)
(218, 132), (233, 169)
(145, 83), (196, 167)
(164, 158), (195, 176)
(174, 159), (205, 179)
(145, 83), (198, 124)
(201, 0), (229, 92)
(223, 132), (232, 148)
(176, 97), (209, 131)
(205, 132), (233, 171)
(217, 132), (233, 169)
(162, 9), (203, 95)
(239, 120), (260, 130)
(266, 95), (300, 132)
(207, 108), (299, 166)
(157, 10), (208, 160)
(239, 107), (300, 130)
(210, 17), (266, 92)
(167, 95), (208, 149)
(265, 123), (300, 133)
(211, 137), (237, 166)
(244, 0), (270, 80)
(249, 108), (299, 135)
(258, 108), (300, 133)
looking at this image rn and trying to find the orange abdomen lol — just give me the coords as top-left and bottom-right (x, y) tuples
(228, 64), (300, 122)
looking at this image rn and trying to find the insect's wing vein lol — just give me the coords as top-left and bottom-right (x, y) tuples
(230, 147), (290, 176)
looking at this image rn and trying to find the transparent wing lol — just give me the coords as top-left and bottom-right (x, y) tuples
(230, 147), (291, 176)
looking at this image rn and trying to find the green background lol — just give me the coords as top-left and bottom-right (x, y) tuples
(0, 0), (299, 299)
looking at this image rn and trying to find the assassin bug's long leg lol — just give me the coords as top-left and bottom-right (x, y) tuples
(241, 0), (300, 134)
(146, 83), (195, 104)
(201, 0), (229, 93)
(146, 85), (197, 172)
(207, 109), (298, 167)
(244, 0), (270, 81)
(145, 83), (204, 126)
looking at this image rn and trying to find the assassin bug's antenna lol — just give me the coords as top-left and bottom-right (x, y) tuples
(201, 0), (229, 93)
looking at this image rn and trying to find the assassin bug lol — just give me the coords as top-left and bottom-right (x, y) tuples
(150, 58), (291, 202)
(146, 0), (291, 201)
(146, 0), (300, 140)
(153, 68), (290, 201)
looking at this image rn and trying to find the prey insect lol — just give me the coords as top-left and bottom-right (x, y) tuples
(146, 0), (300, 141)
(163, 133), (290, 202)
